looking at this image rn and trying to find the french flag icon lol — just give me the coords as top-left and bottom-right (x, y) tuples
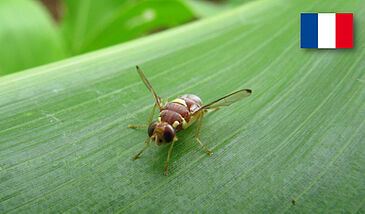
(301, 13), (353, 48)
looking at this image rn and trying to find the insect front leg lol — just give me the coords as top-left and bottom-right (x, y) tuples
(164, 136), (178, 175)
(194, 111), (213, 155)
(132, 136), (152, 160)
(128, 103), (157, 128)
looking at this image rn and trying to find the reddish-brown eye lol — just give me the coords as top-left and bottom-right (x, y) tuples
(148, 121), (159, 137)
(164, 125), (175, 142)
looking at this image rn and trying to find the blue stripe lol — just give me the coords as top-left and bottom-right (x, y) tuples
(301, 13), (318, 48)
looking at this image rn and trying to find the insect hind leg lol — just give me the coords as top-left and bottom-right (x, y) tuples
(204, 106), (220, 114)
(194, 111), (213, 155)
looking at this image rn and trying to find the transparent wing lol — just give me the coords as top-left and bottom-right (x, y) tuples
(196, 89), (252, 112)
(136, 66), (162, 111)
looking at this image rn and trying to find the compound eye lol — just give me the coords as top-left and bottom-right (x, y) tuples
(148, 121), (159, 137)
(163, 125), (175, 142)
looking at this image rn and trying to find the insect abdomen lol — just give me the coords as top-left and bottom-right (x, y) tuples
(160, 94), (202, 132)
(179, 94), (202, 113)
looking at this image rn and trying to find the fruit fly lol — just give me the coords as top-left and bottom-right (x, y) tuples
(129, 66), (252, 175)
(292, 199), (296, 205)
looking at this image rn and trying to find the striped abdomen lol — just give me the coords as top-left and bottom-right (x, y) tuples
(159, 94), (202, 132)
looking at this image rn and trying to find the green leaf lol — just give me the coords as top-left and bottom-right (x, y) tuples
(0, 0), (67, 75)
(183, 0), (230, 17)
(61, 0), (196, 55)
(225, 0), (258, 6)
(1, 0), (364, 213)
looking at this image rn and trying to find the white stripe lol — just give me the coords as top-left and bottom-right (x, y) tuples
(318, 13), (336, 48)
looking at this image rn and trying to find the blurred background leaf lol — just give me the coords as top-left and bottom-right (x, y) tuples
(0, 0), (66, 75)
(226, 0), (256, 6)
(183, 0), (229, 17)
(60, 0), (197, 55)
(0, 0), (249, 76)
(1, 0), (219, 75)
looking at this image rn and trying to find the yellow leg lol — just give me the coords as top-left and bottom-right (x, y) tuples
(128, 103), (157, 128)
(194, 112), (213, 155)
(204, 106), (220, 114)
(132, 137), (151, 160)
(164, 137), (178, 175)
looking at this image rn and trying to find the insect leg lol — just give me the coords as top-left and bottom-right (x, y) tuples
(132, 136), (151, 160)
(128, 103), (157, 128)
(194, 111), (213, 155)
(164, 136), (178, 175)
(204, 106), (220, 114)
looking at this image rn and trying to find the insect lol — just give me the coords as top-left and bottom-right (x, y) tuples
(129, 66), (252, 175)
(292, 199), (296, 205)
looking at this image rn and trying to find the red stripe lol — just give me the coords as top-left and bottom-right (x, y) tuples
(336, 13), (353, 48)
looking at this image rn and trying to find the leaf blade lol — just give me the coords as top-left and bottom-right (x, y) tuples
(0, 0), (364, 213)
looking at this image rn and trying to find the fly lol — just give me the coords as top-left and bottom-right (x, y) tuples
(128, 66), (252, 175)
